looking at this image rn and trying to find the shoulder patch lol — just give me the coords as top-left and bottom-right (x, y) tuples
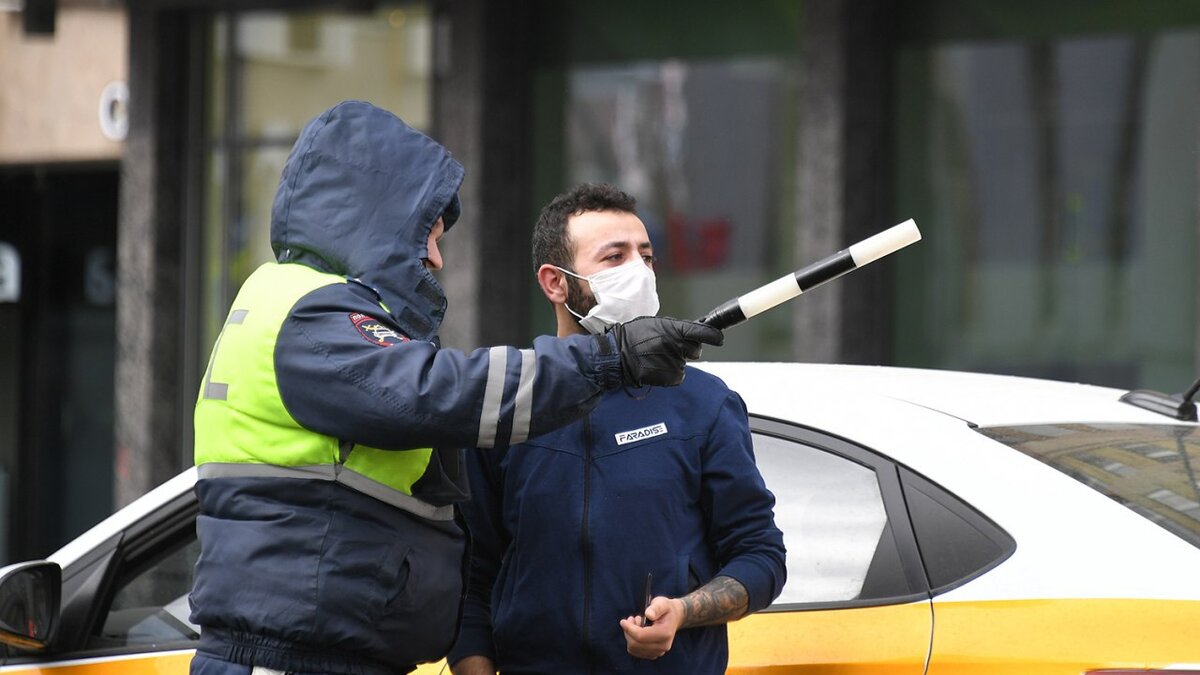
(615, 422), (668, 445)
(349, 312), (410, 347)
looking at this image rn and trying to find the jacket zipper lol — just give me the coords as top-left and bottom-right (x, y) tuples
(581, 415), (594, 673)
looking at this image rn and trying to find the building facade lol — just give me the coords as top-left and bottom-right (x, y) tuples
(1, 0), (1197, 561)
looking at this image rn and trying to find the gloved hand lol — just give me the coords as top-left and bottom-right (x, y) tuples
(610, 317), (725, 388)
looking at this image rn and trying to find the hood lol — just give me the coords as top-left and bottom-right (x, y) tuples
(270, 100), (464, 340)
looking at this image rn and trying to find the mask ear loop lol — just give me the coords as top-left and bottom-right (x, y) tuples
(556, 266), (592, 325)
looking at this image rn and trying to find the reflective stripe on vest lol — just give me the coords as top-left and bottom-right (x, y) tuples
(195, 462), (453, 520)
(194, 262), (446, 520)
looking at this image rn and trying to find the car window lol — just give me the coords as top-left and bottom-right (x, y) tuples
(978, 422), (1200, 549)
(90, 530), (200, 648)
(753, 432), (916, 605)
(899, 468), (1015, 594)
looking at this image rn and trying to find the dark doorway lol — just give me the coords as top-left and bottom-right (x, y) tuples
(0, 165), (119, 562)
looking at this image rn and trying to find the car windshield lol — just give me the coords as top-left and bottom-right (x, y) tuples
(977, 423), (1200, 550)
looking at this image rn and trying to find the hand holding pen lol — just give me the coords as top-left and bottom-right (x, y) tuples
(619, 572), (686, 660)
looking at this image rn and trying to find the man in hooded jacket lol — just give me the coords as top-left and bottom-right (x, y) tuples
(187, 101), (723, 675)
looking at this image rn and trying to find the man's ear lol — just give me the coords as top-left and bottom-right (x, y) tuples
(536, 264), (569, 304)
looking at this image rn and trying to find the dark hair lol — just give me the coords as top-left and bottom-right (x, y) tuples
(532, 183), (638, 271)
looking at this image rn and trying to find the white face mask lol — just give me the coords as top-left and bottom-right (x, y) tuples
(556, 258), (660, 334)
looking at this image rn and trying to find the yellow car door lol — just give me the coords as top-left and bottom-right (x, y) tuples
(728, 601), (932, 674)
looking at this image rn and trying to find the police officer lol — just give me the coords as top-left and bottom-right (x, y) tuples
(187, 101), (722, 675)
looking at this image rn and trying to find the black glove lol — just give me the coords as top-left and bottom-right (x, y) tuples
(610, 317), (725, 388)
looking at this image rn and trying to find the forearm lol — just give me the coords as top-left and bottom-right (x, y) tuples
(677, 575), (749, 628)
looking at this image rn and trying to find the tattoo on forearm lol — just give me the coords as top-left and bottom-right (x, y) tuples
(679, 575), (749, 628)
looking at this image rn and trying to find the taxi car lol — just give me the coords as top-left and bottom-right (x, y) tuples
(1, 363), (1198, 674)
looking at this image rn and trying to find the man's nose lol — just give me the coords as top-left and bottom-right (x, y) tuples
(424, 247), (443, 270)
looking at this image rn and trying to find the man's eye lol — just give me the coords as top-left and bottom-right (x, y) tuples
(642, 254), (657, 264)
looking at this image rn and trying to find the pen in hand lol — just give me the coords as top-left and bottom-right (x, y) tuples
(643, 572), (654, 627)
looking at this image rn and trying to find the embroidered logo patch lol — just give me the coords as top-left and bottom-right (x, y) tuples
(349, 312), (409, 347)
(615, 422), (668, 445)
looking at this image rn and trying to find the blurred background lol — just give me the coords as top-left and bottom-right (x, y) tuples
(0, 0), (1197, 562)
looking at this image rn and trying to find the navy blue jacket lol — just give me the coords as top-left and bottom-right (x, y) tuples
(189, 101), (624, 675)
(451, 367), (786, 674)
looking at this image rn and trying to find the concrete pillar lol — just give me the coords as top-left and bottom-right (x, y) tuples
(796, 0), (898, 364)
(114, 6), (190, 508)
(432, 0), (534, 351)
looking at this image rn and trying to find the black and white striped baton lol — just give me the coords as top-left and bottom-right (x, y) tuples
(698, 219), (922, 330)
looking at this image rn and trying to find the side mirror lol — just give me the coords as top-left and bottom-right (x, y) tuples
(0, 561), (61, 651)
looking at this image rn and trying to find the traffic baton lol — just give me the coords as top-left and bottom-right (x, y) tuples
(698, 219), (921, 330)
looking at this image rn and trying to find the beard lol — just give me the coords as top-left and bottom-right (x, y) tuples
(565, 275), (597, 322)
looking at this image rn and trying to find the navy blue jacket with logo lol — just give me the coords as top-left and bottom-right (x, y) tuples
(187, 101), (624, 675)
(450, 367), (787, 674)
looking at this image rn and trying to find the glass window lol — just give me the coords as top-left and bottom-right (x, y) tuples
(93, 535), (200, 647)
(978, 423), (1200, 549)
(753, 433), (914, 605)
(561, 59), (798, 360)
(201, 4), (433, 364)
(895, 24), (1200, 391)
(536, 1), (802, 360)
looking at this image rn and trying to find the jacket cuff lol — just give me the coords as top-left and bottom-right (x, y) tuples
(717, 558), (786, 615)
(593, 332), (622, 391)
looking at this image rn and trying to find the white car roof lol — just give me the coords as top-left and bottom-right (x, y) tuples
(694, 362), (1187, 427)
(697, 362), (1200, 601)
